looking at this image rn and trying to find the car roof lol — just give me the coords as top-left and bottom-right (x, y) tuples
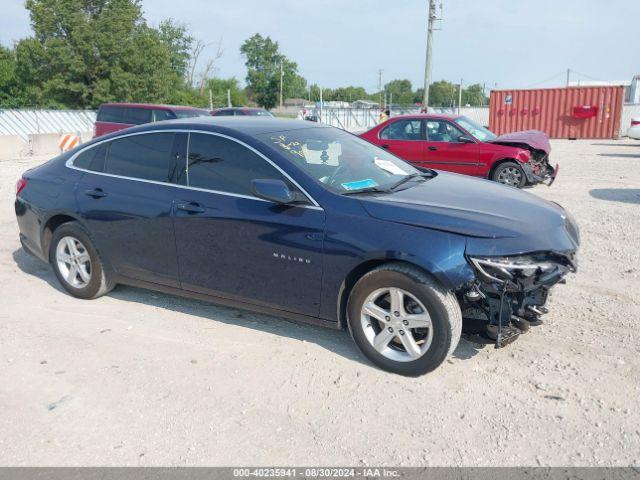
(390, 113), (463, 121)
(99, 103), (207, 111)
(132, 116), (328, 136)
(214, 107), (268, 111)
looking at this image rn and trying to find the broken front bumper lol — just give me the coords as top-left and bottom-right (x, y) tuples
(522, 162), (559, 186)
(458, 252), (576, 348)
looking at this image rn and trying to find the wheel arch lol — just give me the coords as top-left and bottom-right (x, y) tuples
(336, 258), (453, 330)
(41, 213), (85, 262)
(487, 157), (520, 180)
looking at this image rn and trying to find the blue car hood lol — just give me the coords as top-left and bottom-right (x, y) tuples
(358, 172), (567, 240)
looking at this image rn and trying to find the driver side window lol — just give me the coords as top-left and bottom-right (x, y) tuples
(425, 120), (466, 143)
(179, 133), (301, 198)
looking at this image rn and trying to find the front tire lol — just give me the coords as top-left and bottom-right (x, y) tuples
(347, 263), (462, 376)
(49, 222), (114, 299)
(493, 161), (526, 188)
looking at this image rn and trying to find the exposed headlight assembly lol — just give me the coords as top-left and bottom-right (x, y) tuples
(469, 255), (557, 283)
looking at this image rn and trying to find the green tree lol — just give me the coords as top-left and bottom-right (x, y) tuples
(240, 33), (305, 109)
(332, 86), (368, 102)
(384, 78), (414, 105)
(0, 45), (20, 106)
(158, 19), (193, 80)
(13, 0), (182, 108)
(462, 83), (487, 106)
(206, 77), (248, 107)
(428, 80), (458, 107)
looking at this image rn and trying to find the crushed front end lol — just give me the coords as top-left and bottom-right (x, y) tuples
(458, 252), (577, 347)
(525, 150), (558, 186)
(457, 205), (580, 347)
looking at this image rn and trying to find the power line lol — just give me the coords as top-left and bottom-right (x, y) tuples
(523, 71), (566, 88)
(570, 69), (603, 82)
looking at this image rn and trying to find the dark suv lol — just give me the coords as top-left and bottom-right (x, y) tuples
(94, 103), (210, 137)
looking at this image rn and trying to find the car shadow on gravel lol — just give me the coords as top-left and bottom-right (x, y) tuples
(591, 143), (640, 147)
(589, 188), (640, 204)
(597, 153), (640, 158)
(13, 246), (477, 369)
(12, 248), (67, 294)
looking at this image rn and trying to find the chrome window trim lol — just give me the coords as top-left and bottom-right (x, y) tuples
(65, 129), (323, 211)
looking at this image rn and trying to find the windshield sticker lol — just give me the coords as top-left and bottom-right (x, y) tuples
(269, 134), (305, 158)
(374, 158), (409, 176)
(341, 179), (378, 191)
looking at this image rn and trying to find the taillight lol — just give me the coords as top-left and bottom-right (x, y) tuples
(16, 178), (27, 197)
(631, 119), (640, 126)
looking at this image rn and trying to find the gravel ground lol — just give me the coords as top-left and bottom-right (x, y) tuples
(0, 139), (639, 467)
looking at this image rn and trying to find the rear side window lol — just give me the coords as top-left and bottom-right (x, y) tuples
(153, 109), (176, 122)
(181, 133), (289, 196)
(97, 106), (125, 123)
(380, 120), (423, 140)
(105, 133), (175, 182)
(173, 109), (209, 119)
(96, 106), (151, 125)
(73, 143), (107, 172)
(122, 108), (152, 125)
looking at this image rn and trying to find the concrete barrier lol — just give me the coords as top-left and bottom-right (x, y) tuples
(29, 133), (62, 156)
(0, 135), (27, 160)
(79, 131), (94, 144)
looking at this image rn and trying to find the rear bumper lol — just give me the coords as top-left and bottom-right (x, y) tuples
(15, 197), (48, 262)
(20, 233), (47, 262)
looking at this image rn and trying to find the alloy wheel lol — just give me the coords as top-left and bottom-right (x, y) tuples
(56, 236), (92, 288)
(497, 166), (522, 186)
(360, 287), (433, 362)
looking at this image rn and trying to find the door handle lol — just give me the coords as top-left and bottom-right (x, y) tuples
(428, 146), (438, 151)
(381, 144), (390, 149)
(177, 202), (205, 214)
(84, 188), (107, 198)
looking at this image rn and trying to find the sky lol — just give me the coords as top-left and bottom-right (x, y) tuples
(1, 0), (639, 92)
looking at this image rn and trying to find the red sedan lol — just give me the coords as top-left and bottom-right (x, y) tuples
(359, 114), (556, 187)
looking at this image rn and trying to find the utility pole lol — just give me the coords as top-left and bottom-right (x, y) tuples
(458, 78), (462, 114)
(279, 60), (284, 108)
(319, 87), (323, 124)
(227, 89), (231, 107)
(378, 69), (383, 108)
(566, 68), (571, 87)
(422, 0), (438, 112)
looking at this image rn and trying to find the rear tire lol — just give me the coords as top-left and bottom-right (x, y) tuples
(493, 161), (526, 188)
(49, 222), (114, 299)
(347, 263), (462, 376)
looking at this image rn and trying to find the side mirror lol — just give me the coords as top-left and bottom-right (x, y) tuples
(458, 135), (475, 144)
(251, 179), (297, 204)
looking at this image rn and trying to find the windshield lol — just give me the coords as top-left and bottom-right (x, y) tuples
(257, 127), (422, 194)
(454, 116), (497, 141)
(174, 109), (210, 119)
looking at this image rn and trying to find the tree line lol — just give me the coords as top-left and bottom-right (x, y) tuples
(0, 0), (488, 110)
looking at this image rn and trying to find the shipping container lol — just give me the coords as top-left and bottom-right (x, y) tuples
(489, 86), (624, 139)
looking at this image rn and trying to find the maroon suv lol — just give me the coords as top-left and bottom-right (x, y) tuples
(94, 103), (210, 138)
